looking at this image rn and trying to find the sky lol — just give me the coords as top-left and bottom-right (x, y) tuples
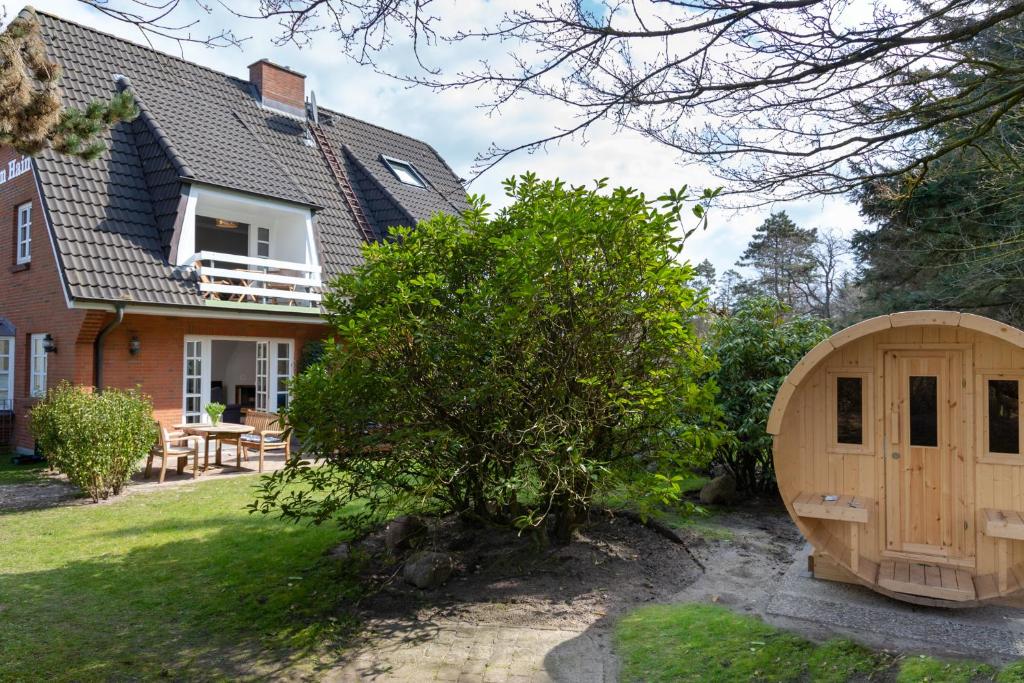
(1, 0), (868, 276)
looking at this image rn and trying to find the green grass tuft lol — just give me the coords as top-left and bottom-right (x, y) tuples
(999, 661), (1024, 682)
(0, 456), (49, 486)
(897, 655), (996, 683)
(808, 638), (888, 682)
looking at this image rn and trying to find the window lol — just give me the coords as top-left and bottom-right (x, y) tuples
(16, 202), (31, 264)
(829, 371), (871, 453)
(256, 341), (268, 412)
(988, 378), (1020, 455)
(195, 215), (250, 257)
(909, 375), (938, 447)
(836, 377), (863, 445)
(29, 333), (47, 398)
(257, 227), (270, 259)
(0, 336), (13, 409)
(382, 156), (426, 188)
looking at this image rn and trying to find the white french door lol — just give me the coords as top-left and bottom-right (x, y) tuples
(183, 339), (205, 423)
(183, 336), (294, 422)
(273, 341), (292, 409)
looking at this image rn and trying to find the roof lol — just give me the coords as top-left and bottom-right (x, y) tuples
(29, 9), (469, 309)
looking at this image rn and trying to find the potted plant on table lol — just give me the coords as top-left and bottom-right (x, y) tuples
(205, 402), (226, 426)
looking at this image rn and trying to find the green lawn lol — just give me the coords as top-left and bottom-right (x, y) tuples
(0, 475), (361, 681)
(616, 603), (1021, 682)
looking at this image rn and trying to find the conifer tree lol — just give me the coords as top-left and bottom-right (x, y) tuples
(736, 212), (817, 310)
(0, 9), (136, 161)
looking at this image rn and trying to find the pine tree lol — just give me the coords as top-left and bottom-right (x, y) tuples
(0, 9), (137, 161)
(737, 211), (817, 310)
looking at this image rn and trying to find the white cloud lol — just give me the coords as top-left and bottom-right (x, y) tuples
(2, 0), (870, 275)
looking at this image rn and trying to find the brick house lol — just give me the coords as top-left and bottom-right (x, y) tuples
(0, 10), (467, 452)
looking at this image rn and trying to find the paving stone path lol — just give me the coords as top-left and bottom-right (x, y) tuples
(328, 620), (614, 683)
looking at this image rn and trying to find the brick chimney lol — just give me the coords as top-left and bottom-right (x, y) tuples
(248, 59), (306, 117)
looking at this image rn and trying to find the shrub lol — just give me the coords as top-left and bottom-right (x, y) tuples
(30, 382), (158, 501)
(706, 297), (831, 493)
(253, 174), (722, 542)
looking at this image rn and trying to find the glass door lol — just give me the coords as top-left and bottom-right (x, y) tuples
(183, 339), (207, 423)
(256, 341), (269, 412)
(272, 341), (292, 410)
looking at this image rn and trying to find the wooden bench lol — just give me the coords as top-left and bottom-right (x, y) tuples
(980, 508), (1024, 592)
(239, 409), (290, 472)
(793, 491), (873, 572)
(792, 492), (872, 524)
(981, 508), (1024, 541)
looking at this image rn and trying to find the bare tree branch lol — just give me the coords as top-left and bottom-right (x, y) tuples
(72, 1), (1024, 203)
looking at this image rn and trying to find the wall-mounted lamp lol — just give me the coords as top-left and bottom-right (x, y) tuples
(129, 335), (141, 356)
(42, 333), (57, 354)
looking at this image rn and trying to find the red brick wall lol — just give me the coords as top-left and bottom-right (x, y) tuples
(0, 146), (89, 450)
(95, 313), (325, 429)
(248, 60), (305, 110)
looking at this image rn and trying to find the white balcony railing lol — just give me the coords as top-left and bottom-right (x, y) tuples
(184, 251), (322, 307)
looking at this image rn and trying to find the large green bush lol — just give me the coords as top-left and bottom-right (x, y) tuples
(254, 174), (721, 542)
(707, 297), (831, 493)
(30, 382), (158, 501)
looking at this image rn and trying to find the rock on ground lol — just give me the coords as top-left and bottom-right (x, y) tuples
(402, 550), (454, 589)
(700, 473), (738, 505)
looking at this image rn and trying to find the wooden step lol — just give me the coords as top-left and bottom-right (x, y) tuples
(792, 491), (872, 524)
(877, 558), (976, 602)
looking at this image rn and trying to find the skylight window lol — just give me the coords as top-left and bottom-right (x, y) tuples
(382, 156), (426, 188)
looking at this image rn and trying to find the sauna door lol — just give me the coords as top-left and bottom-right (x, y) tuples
(883, 350), (968, 560)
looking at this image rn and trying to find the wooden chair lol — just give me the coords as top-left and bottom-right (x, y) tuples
(238, 409), (290, 472)
(145, 426), (203, 483)
(265, 268), (301, 306)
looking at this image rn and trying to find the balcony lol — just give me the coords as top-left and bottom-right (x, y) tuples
(184, 251), (322, 308)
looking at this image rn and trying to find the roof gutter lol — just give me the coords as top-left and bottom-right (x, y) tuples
(93, 304), (125, 390)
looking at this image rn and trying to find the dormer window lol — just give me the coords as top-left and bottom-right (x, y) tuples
(177, 185), (322, 309)
(382, 156), (426, 188)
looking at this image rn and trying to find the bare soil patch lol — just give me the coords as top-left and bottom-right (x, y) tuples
(673, 500), (805, 614)
(0, 476), (80, 512)
(350, 509), (705, 631)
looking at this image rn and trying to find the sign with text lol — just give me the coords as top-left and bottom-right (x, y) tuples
(0, 156), (31, 186)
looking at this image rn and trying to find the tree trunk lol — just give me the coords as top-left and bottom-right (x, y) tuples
(552, 497), (576, 545)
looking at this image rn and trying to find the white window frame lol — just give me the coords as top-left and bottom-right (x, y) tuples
(16, 202), (31, 265)
(29, 333), (47, 398)
(0, 336), (13, 408)
(256, 226), (271, 259)
(183, 339), (205, 424)
(382, 156), (427, 188)
(256, 341), (269, 412)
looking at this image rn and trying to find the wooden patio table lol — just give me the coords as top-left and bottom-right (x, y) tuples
(174, 422), (255, 472)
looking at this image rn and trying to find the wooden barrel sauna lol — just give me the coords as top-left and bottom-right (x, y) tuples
(769, 311), (1024, 606)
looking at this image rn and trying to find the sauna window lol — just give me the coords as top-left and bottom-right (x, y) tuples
(909, 375), (938, 447)
(836, 377), (863, 445)
(988, 379), (1020, 455)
